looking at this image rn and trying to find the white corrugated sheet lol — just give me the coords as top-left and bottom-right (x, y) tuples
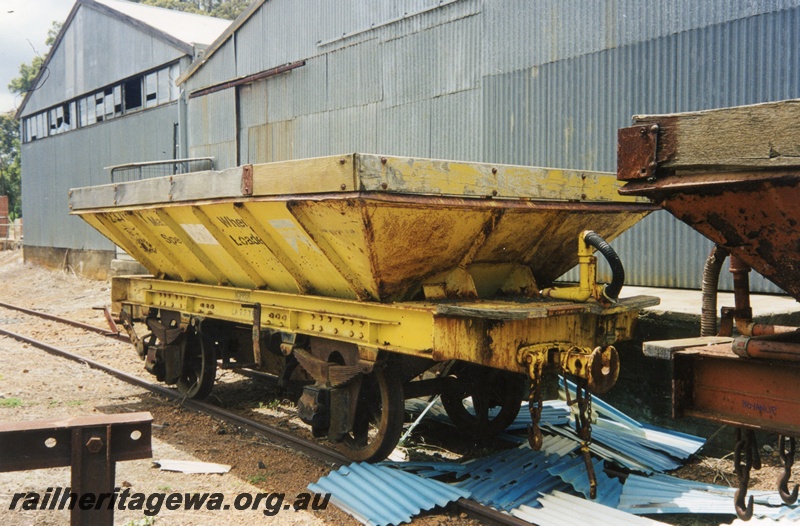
(512, 491), (669, 526)
(90, 0), (230, 45)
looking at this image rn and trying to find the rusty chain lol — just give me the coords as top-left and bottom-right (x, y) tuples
(565, 373), (597, 499)
(527, 370), (544, 451)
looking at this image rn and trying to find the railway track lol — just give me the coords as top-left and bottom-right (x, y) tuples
(0, 301), (527, 526)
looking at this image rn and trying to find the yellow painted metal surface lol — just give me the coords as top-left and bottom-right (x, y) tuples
(112, 276), (657, 373)
(72, 153), (654, 302)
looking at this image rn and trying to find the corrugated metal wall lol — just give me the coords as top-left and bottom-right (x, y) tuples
(23, 4), (186, 115)
(21, 104), (181, 250)
(184, 0), (800, 293)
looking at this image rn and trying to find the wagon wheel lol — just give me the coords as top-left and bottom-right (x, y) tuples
(441, 363), (525, 438)
(337, 366), (404, 462)
(176, 328), (216, 400)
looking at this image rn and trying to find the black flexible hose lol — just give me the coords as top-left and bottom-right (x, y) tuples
(583, 231), (624, 301)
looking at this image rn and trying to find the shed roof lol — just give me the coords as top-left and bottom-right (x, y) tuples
(15, 0), (230, 118)
(89, 0), (231, 47)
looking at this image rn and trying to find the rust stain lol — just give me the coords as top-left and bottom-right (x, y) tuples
(617, 124), (658, 181)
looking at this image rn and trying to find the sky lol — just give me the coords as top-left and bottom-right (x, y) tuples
(0, 0), (75, 115)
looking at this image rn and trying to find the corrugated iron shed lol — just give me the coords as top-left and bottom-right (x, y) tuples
(178, 0), (800, 292)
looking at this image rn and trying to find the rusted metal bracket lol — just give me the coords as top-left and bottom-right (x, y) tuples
(617, 124), (659, 181)
(0, 412), (152, 526)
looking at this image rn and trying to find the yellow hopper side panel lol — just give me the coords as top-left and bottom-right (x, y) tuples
(71, 154), (655, 302)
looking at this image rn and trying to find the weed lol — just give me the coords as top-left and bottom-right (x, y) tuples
(0, 397), (22, 408)
(248, 473), (268, 485)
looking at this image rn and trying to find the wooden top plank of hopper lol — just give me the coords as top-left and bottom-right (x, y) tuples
(628, 98), (800, 174)
(70, 153), (646, 212)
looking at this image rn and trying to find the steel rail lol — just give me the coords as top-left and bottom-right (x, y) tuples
(0, 326), (349, 465)
(0, 300), (129, 342)
(0, 305), (525, 525)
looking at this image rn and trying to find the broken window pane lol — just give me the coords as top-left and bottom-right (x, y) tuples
(114, 85), (122, 116)
(145, 72), (158, 108)
(124, 77), (142, 111)
(55, 105), (64, 132)
(95, 92), (104, 122)
(104, 87), (115, 119)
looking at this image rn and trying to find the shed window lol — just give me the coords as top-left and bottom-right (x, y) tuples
(24, 117), (33, 142)
(113, 85), (122, 116)
(124, 77), (142, 111)
(145, 72), (157, 108)
(54, 106), (64, 133)
(157, 68), (171, 105)
(104, 87), (115, 120)
(78, 98), (87, 127)
(49, 108), (58, 132)
(95, 92), (104, 122)
(65, 102), (75, 131)
(87, 96), (97, 125)
(37, 113), (48, 139)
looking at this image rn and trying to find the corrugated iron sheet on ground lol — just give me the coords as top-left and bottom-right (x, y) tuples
(404, 398), (571, 429)
(512, 490), (669, 526)
(388, 438), (621, 509)
(544, 379), (705, 473)
(406, 381), (704, 474)
(308, 462), (470, 526)
(619, 473), (800, 519)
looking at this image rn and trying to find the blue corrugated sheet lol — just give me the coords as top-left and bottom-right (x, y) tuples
(619, 473), (800, 519)
(546, 379), (705, 473)
(404, 397), (571, 430)
(308, 462), (470, 526)
(325, 382), (716, 525)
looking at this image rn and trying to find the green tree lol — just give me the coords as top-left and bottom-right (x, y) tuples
(46, 21), (63, 47)
(7, 21), (61, 96)
(0, 112), (22, 220)
(134, 0), (247, 19)
(5, 19), (61, 220)
(7, 56), (45, 96)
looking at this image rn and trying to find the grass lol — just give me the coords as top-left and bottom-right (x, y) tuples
(248, 473), (269, 485)
(0, 397), (22, 408)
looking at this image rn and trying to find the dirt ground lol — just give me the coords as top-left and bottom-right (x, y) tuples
(0, 249), (797, 526)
